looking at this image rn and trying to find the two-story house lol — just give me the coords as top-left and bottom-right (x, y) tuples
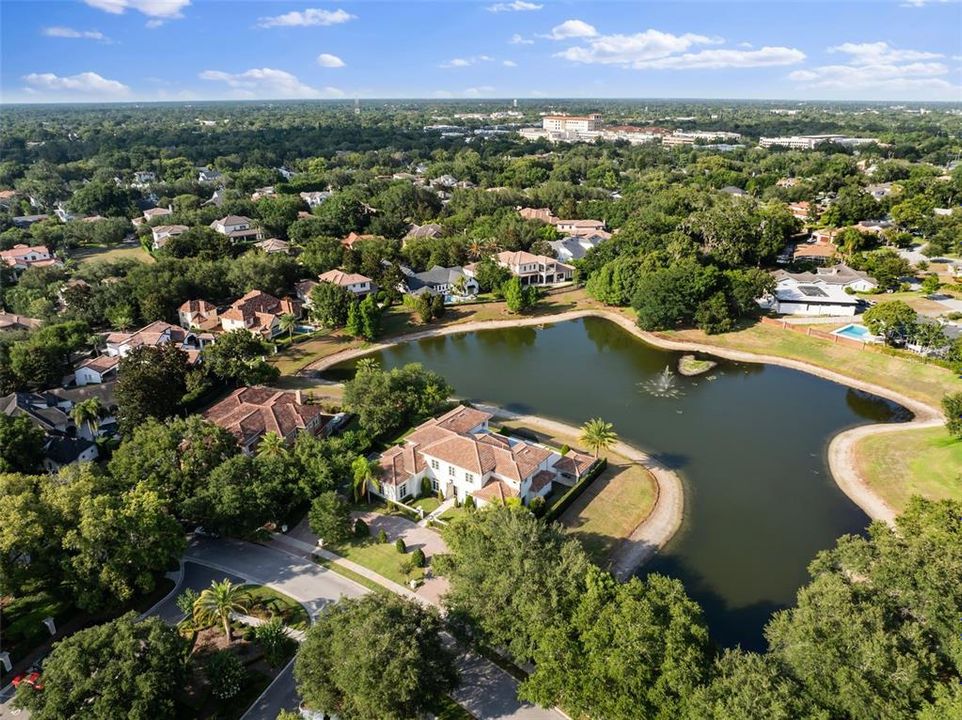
(210, 215), (260, 243)
(0, 244), (60, 274)
(403, 265), (479, 303)
(151, 224), (188, 250)
(218, 290), (300, 339)
(482, 250), (575, 286)
(375, 405), (596, 507)
(317, 269), (376, 297)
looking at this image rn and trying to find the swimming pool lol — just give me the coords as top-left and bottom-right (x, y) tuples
(834, 323), (874, 341)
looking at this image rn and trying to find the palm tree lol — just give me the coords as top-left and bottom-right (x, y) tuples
(579, 418), (617, 458)
(467, 239), (484, 261)
(351, 455), (381, 503)
(71, 398), (103, 438)
(257, 431), (287, 458)
(279, 313), (297, 340)
(193, 580), (251, 643)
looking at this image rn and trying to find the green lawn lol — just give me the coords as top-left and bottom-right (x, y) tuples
(409, 495), (441, 515)
(662, 322), (958, 408)
(72, 243), (153, 265)
(854, 426), (962, 512)
(241, 585), (310, 630)
(329, 537), (425, 587)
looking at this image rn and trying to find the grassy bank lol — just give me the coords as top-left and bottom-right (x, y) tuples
(853, 426), (962, 512)
(659, 322), (957, 409)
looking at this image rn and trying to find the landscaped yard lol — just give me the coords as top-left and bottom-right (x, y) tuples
(854, 425), (962, 512)
(71, 243), (153, 265)
(409, 495), (442, 516)
(241, 584), (310, 630)
(660, 321), (958, 408)
(329, 536), (425, 587)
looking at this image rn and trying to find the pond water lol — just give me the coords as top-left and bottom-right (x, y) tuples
(327, 317), (909, 649)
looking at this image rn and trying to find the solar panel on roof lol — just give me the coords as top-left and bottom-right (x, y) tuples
(797, 285), (828, 297)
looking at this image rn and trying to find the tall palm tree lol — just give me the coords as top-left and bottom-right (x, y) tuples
(467, 239), (484, 261)
(71, 398), (103, 438)
(279, 313), (297, 340)
(351, 455), (381, 503)
(257, 431), (287, 458)
(193, 580), (251, 643)
(579, 418), (617, 458)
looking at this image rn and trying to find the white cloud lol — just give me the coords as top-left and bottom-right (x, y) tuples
(83, 0), (189, 18)
(22, 71), (130, 97)
(633, 46), (806, 70)
(509, 33), (533, 45)
(503, 60), (517, 67)
(546, 19), (598, 40)
(199, 67), (343, 99)
(432, 86), (496, 98)
(257, 8), (356, 28)
(145, 19), (165, 29)
(554, 27), (803, 70)
(829, 41), (942, 64)
(42, 26), (108, 41)
(487, 1), (542, 12)
(440, 55), (494, 68)
(790, 41), (959, 98)
(316, 53), (346, 68)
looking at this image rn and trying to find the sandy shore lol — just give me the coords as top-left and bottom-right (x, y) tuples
(303, 308), (943, 531)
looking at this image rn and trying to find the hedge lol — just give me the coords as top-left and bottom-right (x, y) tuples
(543, 458), (608, 523)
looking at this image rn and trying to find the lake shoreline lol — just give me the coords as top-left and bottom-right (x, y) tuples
(303, 309), (941, 533)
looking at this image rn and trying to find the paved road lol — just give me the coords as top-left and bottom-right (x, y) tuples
(186, 538), (563, 720)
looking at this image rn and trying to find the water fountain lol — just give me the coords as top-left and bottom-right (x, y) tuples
(640, 366), (683, 398)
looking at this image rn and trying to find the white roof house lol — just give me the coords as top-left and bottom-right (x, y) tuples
(762, 277), (861, 317)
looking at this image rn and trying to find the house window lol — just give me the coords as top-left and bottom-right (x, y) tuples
(398, 483), (407, 499)
(448, 465), (455, 477)
(431, 459), (439, 470)
(431, 478), (440, 492)
(465, 472), (474, 484)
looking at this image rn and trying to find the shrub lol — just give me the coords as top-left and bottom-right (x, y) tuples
(376, 529), (388, 544)
(943, 392), (962, 439)
(528, 495), (546, 518)
(395, 537), (407, 553)
(176, 589), (199, 617)
(411, 548), (426, 568)
(463, 495), (476, 511)
(420, 476), (433, 498)
(559, 444), (570, 456)
(252, 617), (294, 668)
(205, 651), (245, 700)
(353, 518), (369, 538)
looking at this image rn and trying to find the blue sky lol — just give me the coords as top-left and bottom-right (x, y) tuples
(1, 1), (961, 103)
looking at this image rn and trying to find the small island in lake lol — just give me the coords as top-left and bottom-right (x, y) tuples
(678, 354), (717, 377)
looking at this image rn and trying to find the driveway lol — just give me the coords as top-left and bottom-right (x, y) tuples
(186, 537), (563, 720)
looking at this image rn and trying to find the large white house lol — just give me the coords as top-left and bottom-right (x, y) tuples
(317, 269), (376, 296)
(210, 215), (260, 242)
(472, 250), (575, 286)
(760, 268), (870, 316)
(375, 406), (596, 507)
(548, 234), (607, 262)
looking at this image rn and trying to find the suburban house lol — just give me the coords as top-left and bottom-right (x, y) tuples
(142, 207), (172, 223)
(1, 391), (101, 471)
(300, 191), (332, 208)
(251, 186), (276, 201)
(548, 234), (607, 262)
(479, 250), (575, 286)
(794, 230), (838, 263)
(856, 219), (894, 234)
(518, 207), (558, 224)
(295, 279), (319, 306)
(219, 290), (301, 339)
(74, 354), (120, 386)
(0, 244), (60, 274)
(760, 273), (862, 316)
(317, 269), (376, 296)
(211, 215), (260, 242)
(254, 238), (290, 254)
(374, 405), (596, 506)
(0, 312), (41, 332)
(178, 299), (220, 331)
(342, 232), (375, 250)
(103, 320), (206, 362)
(517, 207), (607, 237)
(788, 201), (812, 221)
(402, 265), (479, 302)
(11, 215), (49, 229)
(203, 386), (333, 454)
(197, 168), (223, 184)
(404, 223), (444, 242)
(773, 264), (878, 294)
(151, 224), (188, 250)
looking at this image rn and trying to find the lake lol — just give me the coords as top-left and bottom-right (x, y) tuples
(327, 316), (909, 649)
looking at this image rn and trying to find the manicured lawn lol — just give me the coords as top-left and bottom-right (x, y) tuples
(559, 460), (657, 566)
(409, 495), (441, 515)
(438, 506), (469, 523)
(72, 243), (153, 265)
(854, 426), (962, 512)
(313, 556), (383, 592)
(242, 585), (310, 630)
(330, 537), (425, 586)
(856, 290), (956, 318)
(661, 322), (958, 408)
